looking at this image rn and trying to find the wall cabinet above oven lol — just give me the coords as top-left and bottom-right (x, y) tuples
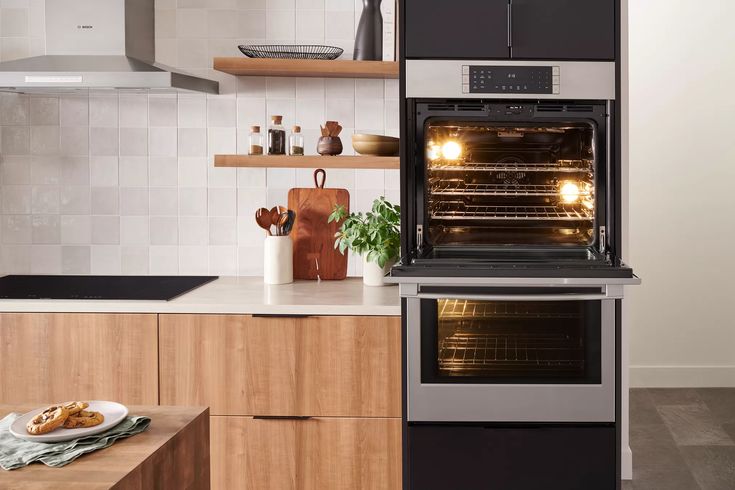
(404, 0), (616, 61)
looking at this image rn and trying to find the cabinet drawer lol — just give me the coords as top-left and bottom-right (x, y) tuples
(159, 315), (401, 417)
(211, 416), (401, 490)
(0, 313), (158, 405)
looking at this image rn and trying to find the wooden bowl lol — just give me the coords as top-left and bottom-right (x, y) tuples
(352, 134), (399, 156)
(317, 136), (343, 156)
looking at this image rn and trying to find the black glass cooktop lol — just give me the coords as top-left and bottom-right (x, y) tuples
(0, 275), (218, 301)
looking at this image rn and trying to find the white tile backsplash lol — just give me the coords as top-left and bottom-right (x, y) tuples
(0, 0), (398, 276)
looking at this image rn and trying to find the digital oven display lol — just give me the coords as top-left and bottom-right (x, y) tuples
(465, 66), (558, 94)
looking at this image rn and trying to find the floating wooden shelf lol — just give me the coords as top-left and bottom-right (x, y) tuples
(213, 58), (399, 79)
(214, 154), (399, 169)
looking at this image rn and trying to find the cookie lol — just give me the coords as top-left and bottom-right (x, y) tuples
(62, 401), (89, 416)
(26, 405), (70, 435)
(63, 410), (104, 429)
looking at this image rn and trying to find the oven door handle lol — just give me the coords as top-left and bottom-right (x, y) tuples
(414, 290), (623, 302)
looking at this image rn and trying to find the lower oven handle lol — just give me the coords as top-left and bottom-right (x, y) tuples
(414, 292), (622, 302)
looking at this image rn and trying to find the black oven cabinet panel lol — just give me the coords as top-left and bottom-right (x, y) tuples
(404, 0), (615, 61)
(511, 0), (616, 60)
(408, 424), (616, 490)
(404, 0), (510, 59)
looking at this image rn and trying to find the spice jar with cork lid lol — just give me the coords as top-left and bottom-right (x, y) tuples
(289, 125), (304, 156)
(267, 115), (286, 155)
(249, 126), (264, 155)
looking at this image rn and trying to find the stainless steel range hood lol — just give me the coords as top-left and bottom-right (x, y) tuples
(0, 0), (219, 94)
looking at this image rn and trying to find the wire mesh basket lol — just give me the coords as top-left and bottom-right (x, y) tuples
(238, 44), (344, 60)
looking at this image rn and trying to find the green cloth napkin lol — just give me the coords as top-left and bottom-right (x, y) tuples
(0, 412), (151, 470)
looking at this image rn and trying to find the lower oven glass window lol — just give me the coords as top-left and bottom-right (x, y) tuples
(424, 121), (597, 246)
(422, 299), (602, 384)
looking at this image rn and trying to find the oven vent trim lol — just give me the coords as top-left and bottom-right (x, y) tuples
(426, 102), (486, 112)
(536, 104), (595, 114)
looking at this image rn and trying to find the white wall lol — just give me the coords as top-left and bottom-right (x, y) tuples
(0, 0), (399, 276)
(628, 0), (735, 387)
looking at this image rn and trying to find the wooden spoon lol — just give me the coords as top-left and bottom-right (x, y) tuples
(255, 208), (272, 236)
(270, 206), (287, 235)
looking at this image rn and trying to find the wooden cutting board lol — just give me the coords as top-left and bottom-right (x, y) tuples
(288, 169), (349, 280)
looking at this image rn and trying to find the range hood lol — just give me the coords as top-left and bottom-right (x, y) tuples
(0, 0), (218, 94)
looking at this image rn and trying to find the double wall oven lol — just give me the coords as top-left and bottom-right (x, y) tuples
(391, 2), (637, 488)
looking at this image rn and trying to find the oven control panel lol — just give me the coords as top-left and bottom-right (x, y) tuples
(462, 66), (560, 95)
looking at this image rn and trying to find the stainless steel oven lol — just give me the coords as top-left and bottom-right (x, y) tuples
(402, 279), (629, 422)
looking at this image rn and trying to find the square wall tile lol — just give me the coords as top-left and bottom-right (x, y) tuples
(0, 155), (31, 185)
(60, 156), (89, 186)
(179, 246), (208, 274)
(119, 94), (149, 127)
(0, 94), (29, 125)
(266, 9), (295, 39)
(121, 246), (149, 275)
(150, 216), (178, 245)
(90, 127), (119, 156)
(296, 10), (324, 40)
(149, 187), (178, 216)
(150, 245), (178, 274)
(238, 245), (263, 275)
(91, 215), (120, 244)
(149, 127), (178, 157)
(119, 157), (149, 187)
(30, 126), (60, 155)
(91, 187), (119, 215)
(59, 126), (89, 156)
(178, 157), (207, 187)
(209, 246), (237, 275)
(60, 186), (91, 215)
(90, 157), (119, 187)
(2, 186), (31, 214)
(119, 128), (149, 156)
(2, 215), (31, 243)
(31, 245), (62, 274)
(179, 216), (208, 245)
(31, 215), (60, 244)
(30, 97), (59, 125)
(207, 97), (237, 127)
(61, 215), (91, 244)
(179, 187), (207, 216)
(149, 157), (178, 187)
(178, 96), (207, 127)
(91, 245), (122, 275)
(1, 245), (30, 273)
(208, 188), (237, 216)
(121, 216), (150, 245)
(59, 96), (88, 126)
(31, 185), (59, 214)
(30, 156), (60, 185)
(1, 126), (30, 155)
(61, 245), (91, 274)
(89, 96), (119, 127)
(178, 128), (207, 157)
(149, 95), (178, 127)
(120, 187), (150, 216)
(209, 216), (237, 245)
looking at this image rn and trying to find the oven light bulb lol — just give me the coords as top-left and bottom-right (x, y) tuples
(427, 144), (441, 161)
(560, 182), (581, 203)
(441, 141), (462, 160)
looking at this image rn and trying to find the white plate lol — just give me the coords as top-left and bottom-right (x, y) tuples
(9, 401), (129, 443)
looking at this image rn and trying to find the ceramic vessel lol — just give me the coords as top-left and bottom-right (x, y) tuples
(264, 236), (293, 285)
(362, 255), (394, 287)
(353, 0), (383, 61)
(317, 136), (343, 155)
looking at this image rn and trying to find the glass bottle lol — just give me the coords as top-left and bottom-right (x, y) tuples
(248, 125), (264, 155)
(267, 115), (286, 155)
(289, 125), (304, 156)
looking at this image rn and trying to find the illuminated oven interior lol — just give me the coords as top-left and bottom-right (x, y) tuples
(425, 122), (596, 246)
(436, 299), (586, 379)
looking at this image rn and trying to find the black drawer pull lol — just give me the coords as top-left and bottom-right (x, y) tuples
(253, 415), (312, 420)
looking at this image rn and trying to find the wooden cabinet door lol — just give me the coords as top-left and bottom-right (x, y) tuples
(0, 313), (158, 405)
(159, 314), (401, 417)
(511, 0), (615, 60)
(210, 417), (401, 490)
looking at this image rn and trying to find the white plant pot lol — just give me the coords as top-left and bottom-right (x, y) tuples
(264, 236), (293, 285)
(362, 255), (394, 287)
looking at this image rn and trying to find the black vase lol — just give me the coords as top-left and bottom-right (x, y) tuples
(353, 0), (383, 61)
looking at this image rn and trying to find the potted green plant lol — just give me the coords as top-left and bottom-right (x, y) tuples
(328, 197), (400, 286)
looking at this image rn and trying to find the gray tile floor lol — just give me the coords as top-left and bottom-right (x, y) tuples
(624, 388), (735, 490)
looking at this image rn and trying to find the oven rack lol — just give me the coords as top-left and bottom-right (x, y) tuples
(428, 181), (592, 198)
(438, 332), (584, 372)
(439, 299), (579, 319)
(430, 202), (594, 221)
(429, 160), (592, 173)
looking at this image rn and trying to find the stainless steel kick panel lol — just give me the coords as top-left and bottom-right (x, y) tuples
(406, 298), (617, 422)
(406, 60), (615, 100)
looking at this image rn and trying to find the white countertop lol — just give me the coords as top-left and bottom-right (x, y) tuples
(0, 277), (401, 316)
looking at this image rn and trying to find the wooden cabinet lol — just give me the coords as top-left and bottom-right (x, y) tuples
(210, 416), (401, 490)
(0, 313), (158, 405)
(159, 314), (401, 417)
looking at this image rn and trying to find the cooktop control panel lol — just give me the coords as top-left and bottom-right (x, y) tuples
(462, 65), (560, 95)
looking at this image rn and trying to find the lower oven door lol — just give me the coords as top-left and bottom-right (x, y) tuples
(406, 285), (619, 422)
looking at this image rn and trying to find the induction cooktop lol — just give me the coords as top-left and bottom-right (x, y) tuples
(0, 275), (218, 301)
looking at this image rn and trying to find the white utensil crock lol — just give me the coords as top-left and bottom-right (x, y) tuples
(362, 255), (394, 287)
(264, 236), (293, 285)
